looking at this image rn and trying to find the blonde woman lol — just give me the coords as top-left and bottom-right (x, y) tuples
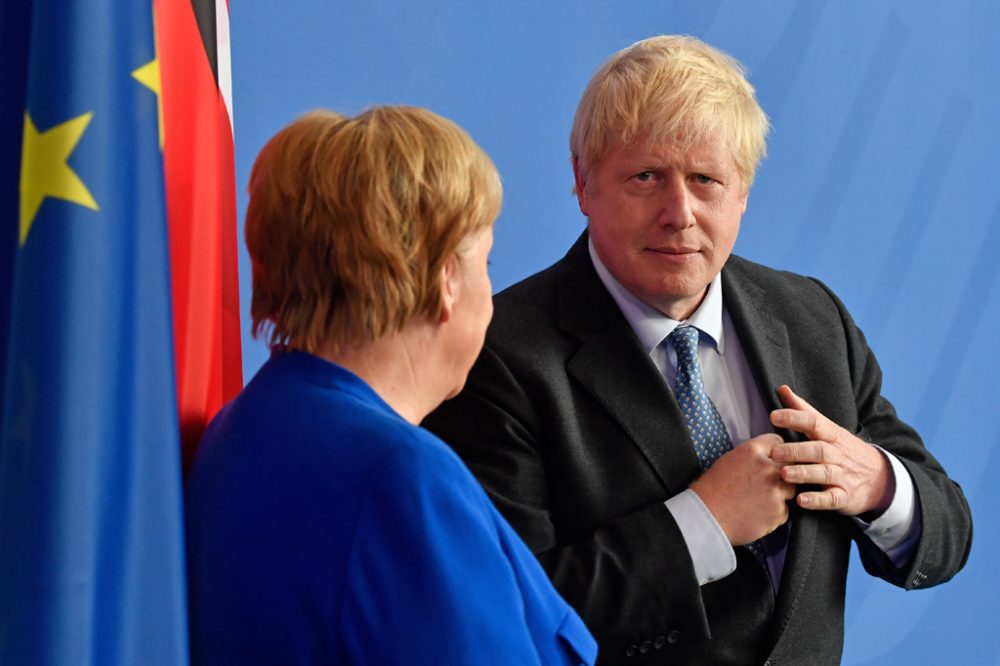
(185, 107), (596, 665)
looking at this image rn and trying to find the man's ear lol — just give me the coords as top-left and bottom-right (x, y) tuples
(438, 253), (460, 324)
(572, 155), (590, 217)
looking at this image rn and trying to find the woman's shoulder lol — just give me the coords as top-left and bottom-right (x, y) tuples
(363, 422), (486, 502)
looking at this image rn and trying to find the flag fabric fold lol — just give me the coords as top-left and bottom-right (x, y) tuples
(0, 1), (189, 663)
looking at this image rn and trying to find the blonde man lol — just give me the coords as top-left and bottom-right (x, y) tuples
(426, 36), (970, 665)
(186, 107), (597, 665)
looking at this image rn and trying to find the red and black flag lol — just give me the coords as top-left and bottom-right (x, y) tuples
(158, 0), (243, 470)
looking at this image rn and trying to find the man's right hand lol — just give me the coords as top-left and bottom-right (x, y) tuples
(689, 434), (795, 546)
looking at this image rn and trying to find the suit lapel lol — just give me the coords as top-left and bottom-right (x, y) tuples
(721, 259), (797, 418)
(557, 234), (702, 496)
(722, 257), (819, 651)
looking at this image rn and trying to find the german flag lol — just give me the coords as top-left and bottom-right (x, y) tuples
(158, 0), (243, 471)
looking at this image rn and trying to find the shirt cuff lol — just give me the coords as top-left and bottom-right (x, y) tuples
(853, 448), (921, 565)
(665, 489), (737, 585)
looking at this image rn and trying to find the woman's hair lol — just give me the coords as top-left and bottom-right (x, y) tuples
(570, 35), (770, 192)
(245, 106), (502, 353)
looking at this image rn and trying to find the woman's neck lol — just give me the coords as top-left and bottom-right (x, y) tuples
(314, 323), (447, 425)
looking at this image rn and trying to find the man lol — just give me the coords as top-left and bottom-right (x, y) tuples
(424, 35), (972, 665)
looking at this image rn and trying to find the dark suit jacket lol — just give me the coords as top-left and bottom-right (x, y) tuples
(424, 233), (972, 665)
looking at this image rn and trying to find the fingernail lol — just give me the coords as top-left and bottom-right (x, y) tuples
(799, 495), (810, 507)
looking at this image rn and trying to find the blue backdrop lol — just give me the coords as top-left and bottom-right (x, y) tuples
(231, 2), (999, 663)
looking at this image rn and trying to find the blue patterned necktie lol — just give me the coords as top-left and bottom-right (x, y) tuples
(668, 326), (732, 470)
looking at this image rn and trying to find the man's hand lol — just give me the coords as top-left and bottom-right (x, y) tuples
(689, 434), (795, 546)
(769, 384), (893, 518)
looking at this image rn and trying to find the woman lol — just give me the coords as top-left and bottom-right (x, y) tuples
(185, 106), (596, 665)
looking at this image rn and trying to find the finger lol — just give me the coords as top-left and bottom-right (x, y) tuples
(780, 462), (840, 486)
(744, 434), (783, 457)
(770, 504), (790, 533)
(770, 441), (831, 464)
(776, 385), (820, 415)
(770, 407), (819, 437)
(796, 487), (848, 511)
(770, 407), (839, 443)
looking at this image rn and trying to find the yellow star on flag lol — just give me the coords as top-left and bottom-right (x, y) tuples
(19, 111), (100, 247)
(132, 58), (164, 148)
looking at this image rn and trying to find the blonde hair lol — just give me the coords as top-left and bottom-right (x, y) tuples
(570, 35), (770, 192)
(245, 106), (502, 353)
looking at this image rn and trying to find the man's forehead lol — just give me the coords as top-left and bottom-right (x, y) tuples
(607, 130), (737, 169)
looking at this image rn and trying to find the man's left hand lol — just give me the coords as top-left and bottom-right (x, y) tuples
(769, 384), (893, 518)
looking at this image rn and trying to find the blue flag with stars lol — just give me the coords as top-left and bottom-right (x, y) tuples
(0, 1), (189, 663)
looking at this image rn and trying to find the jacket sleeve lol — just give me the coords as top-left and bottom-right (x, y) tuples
(814, 279), (973, 590)
(338, 439), (596, 666)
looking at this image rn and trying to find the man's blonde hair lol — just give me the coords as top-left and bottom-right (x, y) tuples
(570, 35), (770, 192)
(246, 106), (502, 353)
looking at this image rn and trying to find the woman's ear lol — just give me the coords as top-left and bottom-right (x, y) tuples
(438, 253), (460, 324)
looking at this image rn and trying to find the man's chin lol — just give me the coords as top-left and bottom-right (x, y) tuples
(640, 282), (711, 320)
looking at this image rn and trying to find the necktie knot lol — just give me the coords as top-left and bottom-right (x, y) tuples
(668, 325), (700, 360)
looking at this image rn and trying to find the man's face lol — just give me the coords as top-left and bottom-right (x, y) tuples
(575, 132), (747, 321)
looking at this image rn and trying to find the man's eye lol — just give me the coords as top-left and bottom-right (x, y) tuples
(694, 174), (715, 185)
(635, 171), (654, 182)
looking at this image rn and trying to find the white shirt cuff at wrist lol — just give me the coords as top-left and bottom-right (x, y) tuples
(665, 489), (737, 585)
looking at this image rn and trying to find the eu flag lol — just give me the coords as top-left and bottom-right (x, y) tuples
(0, 1), (189, 663)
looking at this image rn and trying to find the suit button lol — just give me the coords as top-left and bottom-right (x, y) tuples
(667, 629), (681, 645)
(625, 644), (638, 657)
(639, 640), (652, 654)
(654, 635), (666, 649)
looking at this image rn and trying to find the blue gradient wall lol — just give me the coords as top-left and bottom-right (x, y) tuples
(232, 3), (1000, 663)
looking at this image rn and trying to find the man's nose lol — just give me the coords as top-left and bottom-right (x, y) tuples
(657, 176), (696, 229)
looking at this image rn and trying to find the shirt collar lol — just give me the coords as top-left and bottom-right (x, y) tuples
(588, 236), (725, 354)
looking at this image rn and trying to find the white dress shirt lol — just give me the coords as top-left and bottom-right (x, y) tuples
(588, 239), (920, 587)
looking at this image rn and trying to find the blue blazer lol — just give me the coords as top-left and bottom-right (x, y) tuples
(186, 349), (596, 665)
